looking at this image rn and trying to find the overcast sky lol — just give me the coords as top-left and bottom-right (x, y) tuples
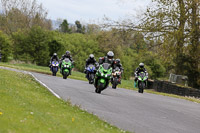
(37, 0), (151, 23)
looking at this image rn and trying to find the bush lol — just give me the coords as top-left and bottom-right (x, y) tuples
(0, 31), (12, 62)
(143, 52), (166, 79)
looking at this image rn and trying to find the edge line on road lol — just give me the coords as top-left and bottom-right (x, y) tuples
(28, 72), (61, 99)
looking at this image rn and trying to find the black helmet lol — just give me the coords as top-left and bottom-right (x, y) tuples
(107, 51), (114, 59)
(139, 63), (144, 68)
(116, 59), (120, 64)
(89, 54), (94, 59)
(53, 53), (57, 56)
(65, 51), (70, 56)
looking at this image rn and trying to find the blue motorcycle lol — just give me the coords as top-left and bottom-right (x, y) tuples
(86, 64), (96, 84)
(51, 61), (59, 76)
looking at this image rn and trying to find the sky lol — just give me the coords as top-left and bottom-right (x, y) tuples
(37, 0), (152, 24)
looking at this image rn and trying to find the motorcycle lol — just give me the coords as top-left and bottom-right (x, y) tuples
(86, 64), (96, 84)
(60, 58), (72, 79)
(94, 63), (112, 94)
(51, 61), (59, 76)
(111, 67), (121, 89)
(136, 72), (148, 93)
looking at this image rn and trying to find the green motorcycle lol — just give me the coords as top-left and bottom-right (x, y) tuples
(60, 58), (73, 79)
(136, 72), (148, 93)
(94, 63), (112, 94)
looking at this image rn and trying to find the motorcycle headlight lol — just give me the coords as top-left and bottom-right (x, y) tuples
(67, 65), (69, 67)
(138, 77), (142, 81)
(143, 77), (147, 80)
(101, 73), (104, 76)
(105, 74), (107, 77)
(64, 65), (67, 67)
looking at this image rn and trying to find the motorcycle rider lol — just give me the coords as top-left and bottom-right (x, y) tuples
(112, 59), (123, 84)
(134, 63), (148, 87)
(95, 51), (115, 88)
(49, 53), (59, 68)
(59, 51), (74, 75)
(60, 51), (73, 62)
(99, 51), (115, 66)
(84, 54), (98, 79)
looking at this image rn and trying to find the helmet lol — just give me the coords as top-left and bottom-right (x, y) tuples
(116, 59), (120, 64)
(107, 51), (114, 60)
(89, 54), (94, 59)
(53, 53), (57, 56)
(65, 51), (70, 56)
(139, 63), (144, 68)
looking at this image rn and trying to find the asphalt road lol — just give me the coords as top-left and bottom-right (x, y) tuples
(31, 72), (200, 133)
(1, 67), (200, 133)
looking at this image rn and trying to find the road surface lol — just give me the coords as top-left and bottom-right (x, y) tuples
(1, 67), (200, 133)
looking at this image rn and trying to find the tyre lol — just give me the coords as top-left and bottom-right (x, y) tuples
(63, 73), (67, 79)
(63, 75), (67, 79)
(95, 82), (104, 94)
(53, 72), (56, 76)
(88, 74), (94, 84)
(89, 80), (94, 84)
(52, 67), (58, 76)
(138, 82), (144, 93)
(112, 77), (118, 89)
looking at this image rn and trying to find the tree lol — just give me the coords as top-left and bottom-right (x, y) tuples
(85, 24), (101, 35)
(48, 31), (64, 57)
(12, 26), (51, 65)
(28, 26), (50, 65)
(0, 0), (51, 34)
(59, 19), (71, 33)
(139, 0), (200, 88)
(75, 20), (84, 33)
(0, 31), (12, 62)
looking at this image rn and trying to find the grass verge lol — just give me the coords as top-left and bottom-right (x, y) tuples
(0, 62), (200, 103)
(0, 69), (127, 133)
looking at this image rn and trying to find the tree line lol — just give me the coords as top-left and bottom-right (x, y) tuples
(0, 0), (199, 88)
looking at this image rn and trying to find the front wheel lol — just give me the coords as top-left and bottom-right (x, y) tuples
(95, 82), (105, 94)
(138, 82), (145, 93)
(112, 77), (118, 89)
(63, 75), (67, 79)
(53, 72), (56, 76)
(89, 73), (95, 84)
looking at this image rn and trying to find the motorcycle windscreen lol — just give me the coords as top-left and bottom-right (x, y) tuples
(114, 67), (120, 71)
(139, 72), (145, 79)
(64, 58), (70, 62)
(102, 63), (111, 70)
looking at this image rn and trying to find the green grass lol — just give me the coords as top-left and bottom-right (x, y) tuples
(0, 62), (87, 81)
(0, 69), (128, 133)
(0, 62), (200, 104)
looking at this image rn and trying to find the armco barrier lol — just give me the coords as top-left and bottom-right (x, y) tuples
(151, 80), (200, 98)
